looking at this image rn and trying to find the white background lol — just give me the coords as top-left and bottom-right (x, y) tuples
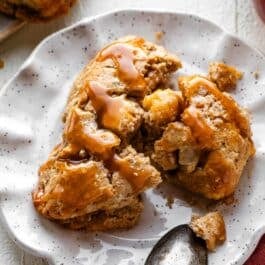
(0, 0), (264, 264)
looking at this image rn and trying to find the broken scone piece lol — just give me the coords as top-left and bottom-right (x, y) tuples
(208, 62), (243, 91)
(33, 36), (182, 230)
(190, 212), (226, 251)
(33, 35), (254, 232)
(142, 89), (183, 130)
(0, 0), (76, 21)
(154, 74), (255, 199)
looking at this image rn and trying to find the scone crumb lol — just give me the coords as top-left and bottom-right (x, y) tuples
(190, 212), (226, 251)
(155, 31), (164, 43)
(208, 62), (243, 91)
(253, 71), (259, 80)
(223, 194), (237, 206)
(166, 195), (174, 209)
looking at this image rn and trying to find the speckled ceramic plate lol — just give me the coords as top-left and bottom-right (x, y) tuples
(0, 9), (265, 265)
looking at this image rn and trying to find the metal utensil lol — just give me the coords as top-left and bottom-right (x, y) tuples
(0, 14), (26, 43)
(145, 224), (208, 265)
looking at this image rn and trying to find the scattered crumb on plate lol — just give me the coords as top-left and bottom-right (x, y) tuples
(155, 31), (164, 43)
(223, 194), (237, 206)
(190, 212), (226, 251)
(166, 195), (174, 209)
(208, 62), (243, 91)
(253, 71), (259, 80)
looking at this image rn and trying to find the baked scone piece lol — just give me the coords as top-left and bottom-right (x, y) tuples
(142, 88), (183, 132)
(33, 36), (182, 230)
(153, 75), (255, 199)
(208, 62), (243, 91)
(190, 212), (226, 251)
(0, 0), (76, 21)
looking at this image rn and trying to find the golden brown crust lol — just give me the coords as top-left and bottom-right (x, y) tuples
(154, 75), (254, 199)
(142, 89), (183, 130)
(33, 36), (254, 232)
(60, 200), (143, 231)
(33, 36), (182, 230)
(190, 212), (226, 251)
(33, 157), (114, 220)
(208, 62), (243, 91)
(0, 0), (76, 22)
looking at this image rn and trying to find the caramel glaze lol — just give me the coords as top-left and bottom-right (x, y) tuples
(98, 42), (147, 96)
(64, 41), (152, 192)
(87, 81), (126, 132)
(108, 154), (154, 193)
(65, 108), (120, 158)
(34, 160), (113, 218)
(182, 105), (214, 149)
(185, 77), (251, 138)
(84, 41), (148, 134)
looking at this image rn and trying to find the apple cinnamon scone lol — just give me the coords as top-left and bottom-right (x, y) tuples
(153, 75), (255, 199)
(33, 36), (254, 233)
(0, 0), (76, 21)
(33, 36), (182, 230)
(190, 212), (226, 251)
(208, 62), (243, 91)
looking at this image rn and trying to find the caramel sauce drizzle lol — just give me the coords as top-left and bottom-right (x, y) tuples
(182, 106), (214, 148)
(100, 43), (139, 82)
(111, 154), (151, 192)
(98, 42), (147, 94)
(86, 42), (148, 131)
(46, 41), (151, 204)
(87, 81), (125, 131)
(65, 108), (120, 156)
(84, 42), (151, 189)
(35, 40), (158, 216)
(187, 76), (250, 137)
(37, 161), (113, 218)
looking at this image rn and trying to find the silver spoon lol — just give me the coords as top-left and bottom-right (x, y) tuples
(145, 224), (208, 265)
(0, 14), (26, 43)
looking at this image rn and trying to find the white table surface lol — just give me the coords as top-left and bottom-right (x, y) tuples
(0, 0), (264, 264)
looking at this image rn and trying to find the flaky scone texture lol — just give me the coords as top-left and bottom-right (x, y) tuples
(190, 212), (226, 251)
(33, 36), (254, 231)
(153, 75), (254, 199)
(33, 36), (182, 230)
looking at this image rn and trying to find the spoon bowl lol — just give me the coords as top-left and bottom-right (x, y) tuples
(145, 224), (207, 265)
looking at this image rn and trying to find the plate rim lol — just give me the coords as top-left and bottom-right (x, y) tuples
(0, 8), (264, 265)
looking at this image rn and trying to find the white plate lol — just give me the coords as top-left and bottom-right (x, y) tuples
(0, 9), (265, 265)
